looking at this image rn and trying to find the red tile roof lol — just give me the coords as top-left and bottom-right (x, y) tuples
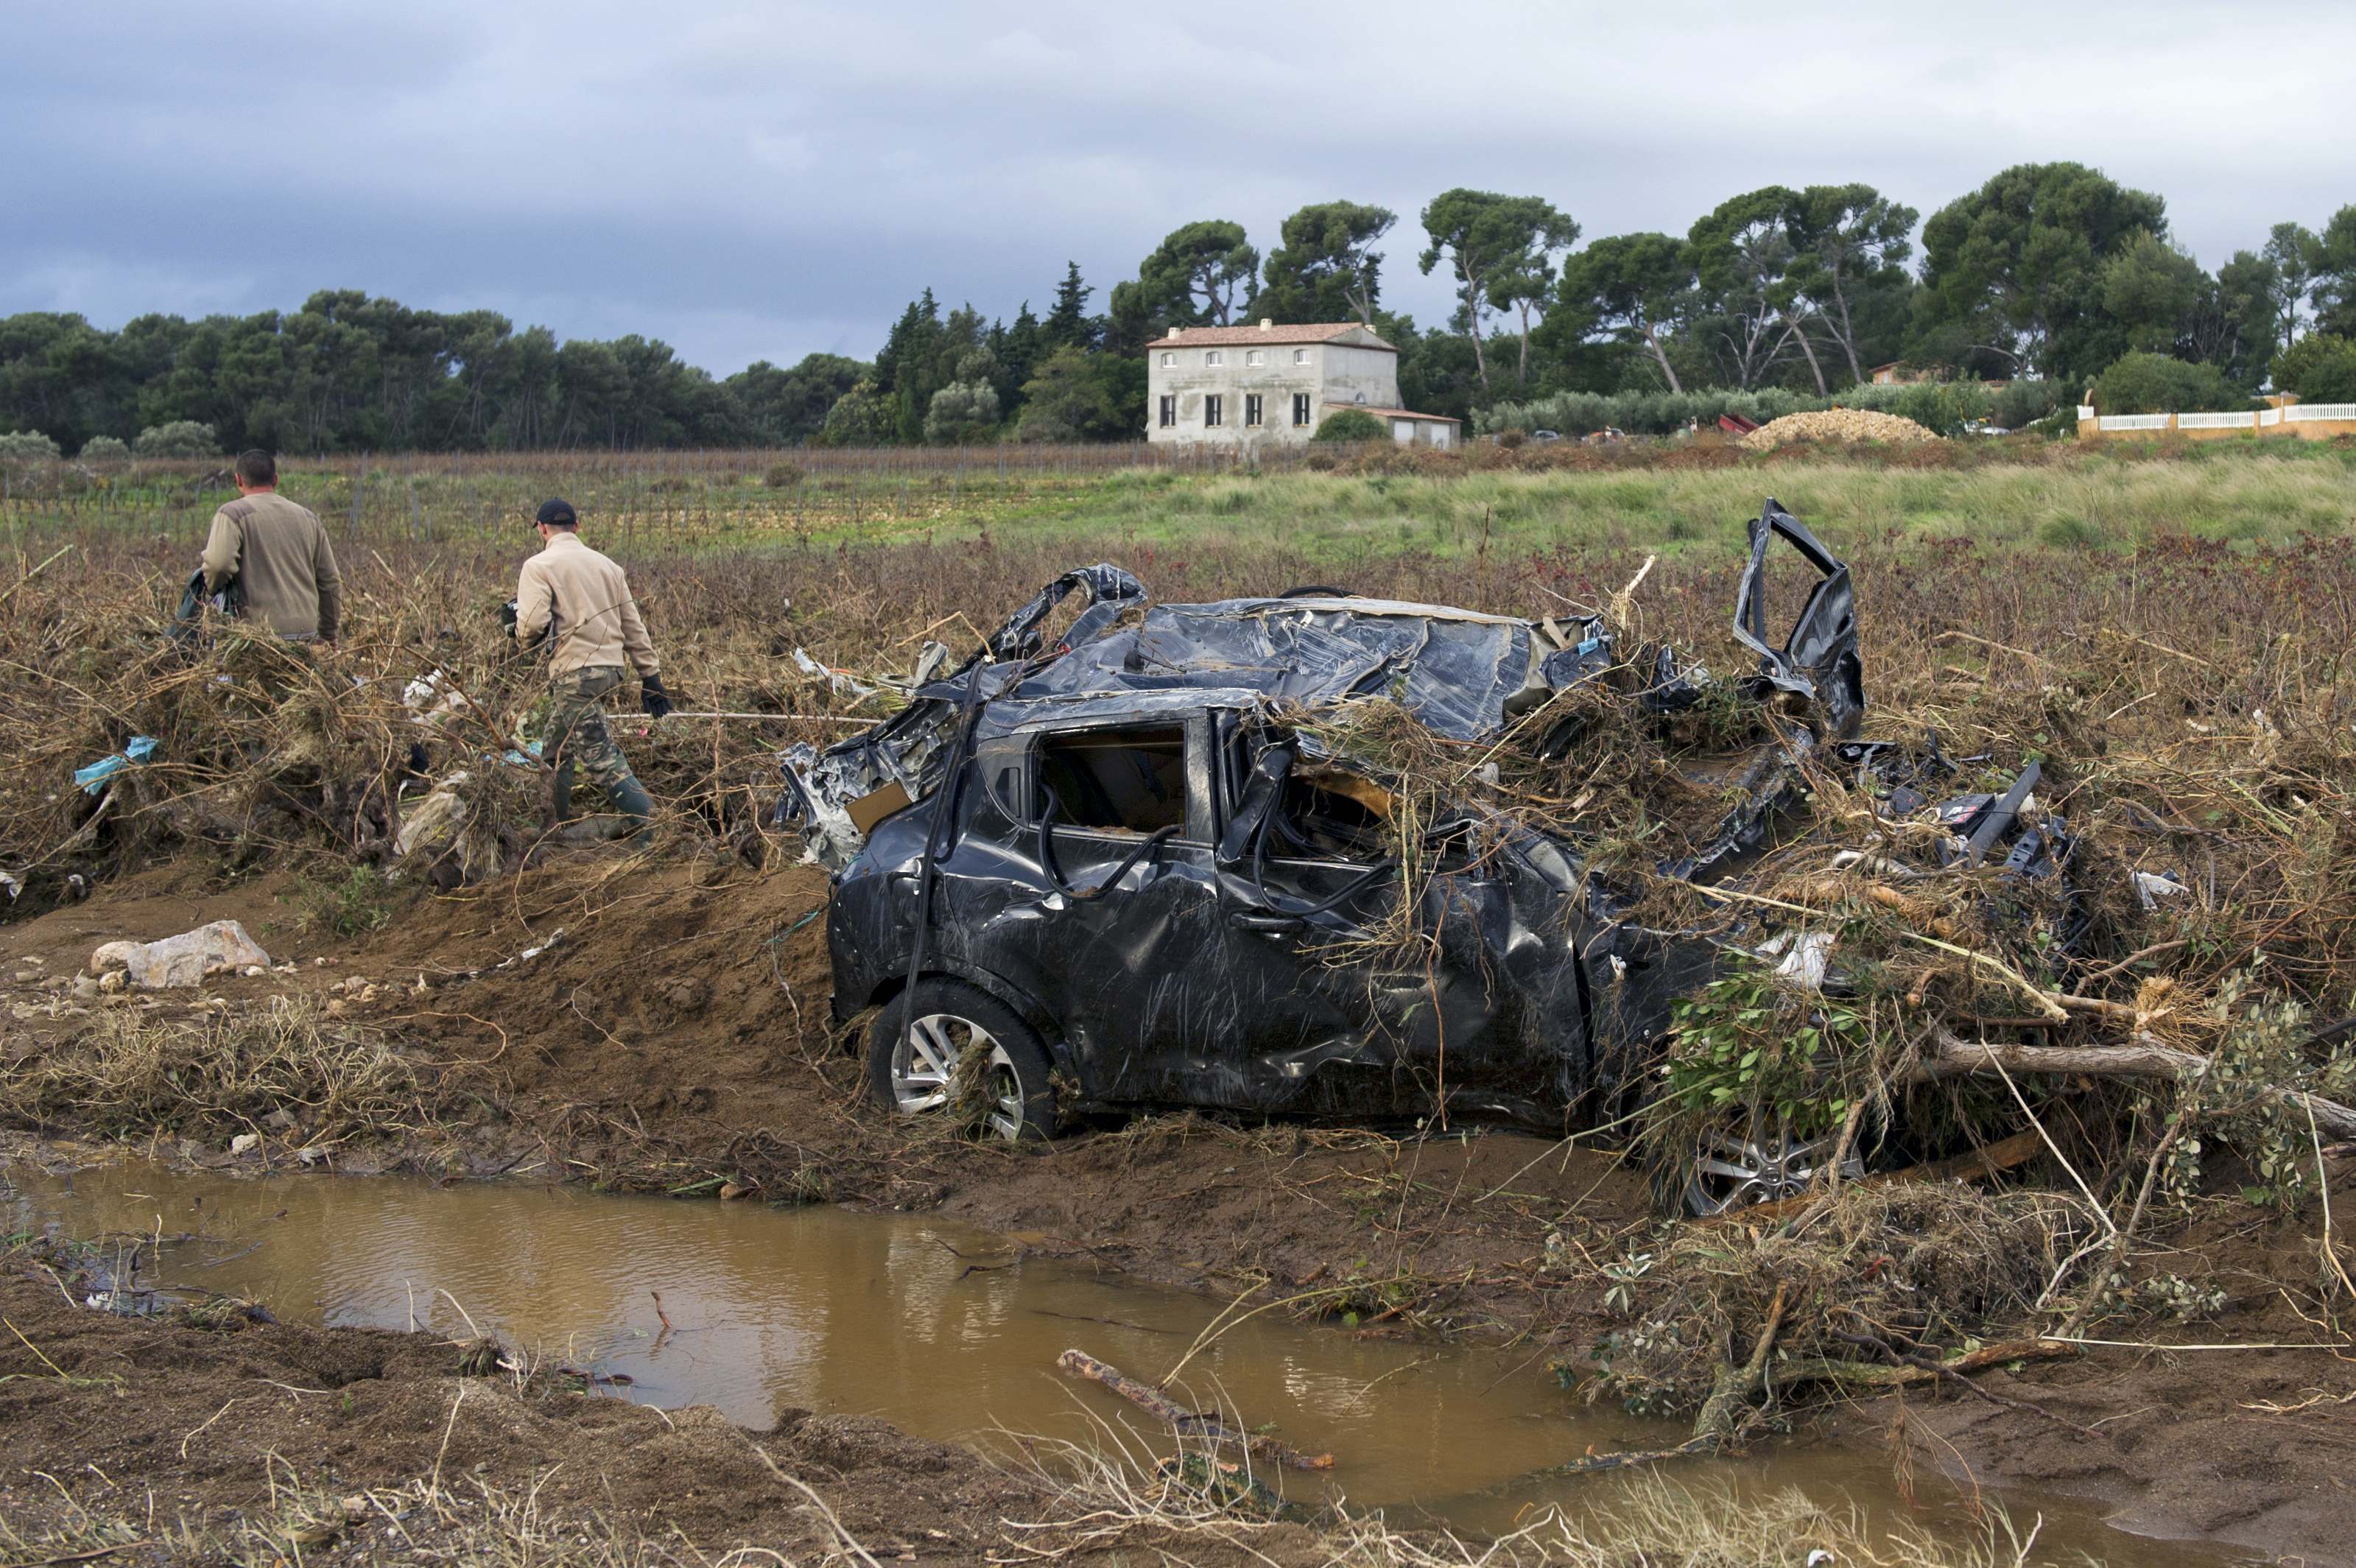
(1155, 322), (1393, 350)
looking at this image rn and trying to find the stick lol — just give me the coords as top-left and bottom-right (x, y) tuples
(651, 711), (873, 723)
(1056, 1349), (1335, 1471)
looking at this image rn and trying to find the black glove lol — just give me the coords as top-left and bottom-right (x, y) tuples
(499, 599), (518, 637)
(641, 674), (673, 719)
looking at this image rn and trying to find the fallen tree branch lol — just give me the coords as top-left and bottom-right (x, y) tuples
(1829, 1327), (2097, 1436)
(1912, 1032), (2356, 1141)
(1056, 1349), (1335, 1471)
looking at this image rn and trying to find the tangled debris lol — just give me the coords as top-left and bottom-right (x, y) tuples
(774, 497), (2356, 1447)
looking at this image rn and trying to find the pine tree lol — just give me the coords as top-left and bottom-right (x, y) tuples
(1043, 264), (1097, 351)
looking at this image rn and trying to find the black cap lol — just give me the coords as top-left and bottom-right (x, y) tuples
(535, 497), (577, 527)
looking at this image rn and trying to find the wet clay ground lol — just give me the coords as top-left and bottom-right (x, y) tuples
(4, 855), (2353, 1563)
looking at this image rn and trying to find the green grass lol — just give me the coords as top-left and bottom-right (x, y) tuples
(15, 443), (2356, 565)
(1047, 453), (2356, 560)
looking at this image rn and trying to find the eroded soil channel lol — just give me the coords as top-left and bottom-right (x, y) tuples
(4, 1159), (2242, 1562)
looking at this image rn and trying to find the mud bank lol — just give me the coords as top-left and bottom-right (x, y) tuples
(4, 858), (2352, 1564)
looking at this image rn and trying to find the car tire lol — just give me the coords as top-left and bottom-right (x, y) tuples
(1680, 1115), (1864, 1217)
(868, 977), (1057, 1142)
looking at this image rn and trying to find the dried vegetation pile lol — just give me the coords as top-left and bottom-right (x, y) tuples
(1739, 409), (1941, 449)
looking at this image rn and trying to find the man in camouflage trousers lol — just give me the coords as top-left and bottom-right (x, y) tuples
(512, 498), (671, 834)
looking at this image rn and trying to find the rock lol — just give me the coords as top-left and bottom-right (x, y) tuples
(664, 977), (709, 1012)
(241, 965), (266, 978)
(97, 971), (126, 994)
(229, 1133), (260, 1156)
(88, 921), (272, 989)
(70, 976), (99, 1000)
(263, 1108), (296, 1131)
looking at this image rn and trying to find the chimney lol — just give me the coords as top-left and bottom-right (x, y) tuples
(1259, 318), (1273, 331)
(1166, 326), (1181, 340)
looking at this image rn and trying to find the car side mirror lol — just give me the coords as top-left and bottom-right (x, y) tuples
(1216, 744), (1295, 867)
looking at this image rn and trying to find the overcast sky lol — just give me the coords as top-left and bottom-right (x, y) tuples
(9, 2), (2351, 376)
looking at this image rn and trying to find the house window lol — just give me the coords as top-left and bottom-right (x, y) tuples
(1245, 349), (1264, 367)
(1291, 393), (1311, 427)
(1244, 393), (1263, 426)
(1159, 352), (1175, 368)
(1204, 395), (1223, 428)
(1158, 395), (1176, 429)
(1292, 348), (1309, 365)
(1205, 350), (1223, 367)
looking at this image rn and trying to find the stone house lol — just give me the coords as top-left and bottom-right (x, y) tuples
(1145, 320), (1460, 450)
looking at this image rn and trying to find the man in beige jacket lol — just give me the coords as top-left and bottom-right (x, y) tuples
(201, 449), (342, 641)
(513, 497), (669, 832)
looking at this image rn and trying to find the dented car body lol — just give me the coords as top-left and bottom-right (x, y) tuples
(776, 500), (2064, 1139)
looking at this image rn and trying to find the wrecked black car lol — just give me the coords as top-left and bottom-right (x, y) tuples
(776, 501), (2072, 1210)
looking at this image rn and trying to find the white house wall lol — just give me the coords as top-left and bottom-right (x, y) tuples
(1146, 337), (1404, 449)
(1320, 344), (1402, 409)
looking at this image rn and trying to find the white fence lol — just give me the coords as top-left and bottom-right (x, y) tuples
(2084, 401), (2356, 437)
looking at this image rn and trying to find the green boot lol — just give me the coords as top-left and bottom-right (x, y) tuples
(609, 776), (657, 845)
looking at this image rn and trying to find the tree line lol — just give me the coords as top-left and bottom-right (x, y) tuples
(4, 161), (2353, 457)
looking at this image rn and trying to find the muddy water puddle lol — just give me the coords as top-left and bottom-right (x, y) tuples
(4, 1161), (2241, 1563)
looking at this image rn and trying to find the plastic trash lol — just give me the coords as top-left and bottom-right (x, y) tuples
(74, 736), (160, 795)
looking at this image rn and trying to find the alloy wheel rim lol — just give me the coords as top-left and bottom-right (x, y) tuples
(893, 1012), (1024, 1139)
(1684, 1123), (1863, 1215)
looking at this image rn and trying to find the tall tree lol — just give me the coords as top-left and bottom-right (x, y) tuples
(1784, 184), (1918, 386)
(2315, 206), (2356, 338)
(1419, 190), (1573, 390)
(1484, 203), (1580, 384)
(2099, 231), (2208, 356)
(1135, 220), (1259, 327)
(1041, 263), (1097, 351)
(1257, 201), (1396, 325)
(1555, 233), (1696, 393)
(2260, 223), (2324, 349)
(1689, 187), (1823, 391)
(1914, 162), (2167, 382)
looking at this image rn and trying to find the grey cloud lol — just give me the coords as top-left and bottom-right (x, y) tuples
(7, 0), (2350, 375)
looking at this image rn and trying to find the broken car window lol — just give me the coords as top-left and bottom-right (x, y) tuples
(1035, 726), (1188, 834)
(1274, 773), (1390, 861)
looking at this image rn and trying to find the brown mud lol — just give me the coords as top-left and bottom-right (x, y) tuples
(4, 857), (2352, 1564)
(0, 1256), (1301, 1566)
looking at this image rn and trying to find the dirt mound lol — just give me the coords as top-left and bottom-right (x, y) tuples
(1740, 408), (1939, 449)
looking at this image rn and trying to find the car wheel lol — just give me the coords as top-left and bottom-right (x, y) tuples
(868, 978), (1056, 1142)
(1681, 1118), (1863, 1217)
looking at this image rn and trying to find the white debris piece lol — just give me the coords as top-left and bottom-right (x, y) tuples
(393, 773), (473, 859)
(402, 669), (471, 728)
(2134, 871), (2189, 911)
(792, 647), (876, 700)
(88, 921), (272, 989)
(230, 1133), (261, 1156)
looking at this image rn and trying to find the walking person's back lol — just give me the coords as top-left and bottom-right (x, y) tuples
(201, 449), (342, 641)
